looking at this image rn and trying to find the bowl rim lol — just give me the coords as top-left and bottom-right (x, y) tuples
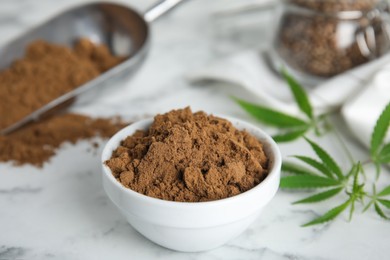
(101, 114), (282, 208)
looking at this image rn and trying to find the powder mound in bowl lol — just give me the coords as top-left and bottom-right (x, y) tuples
(106, 108), (269, 202)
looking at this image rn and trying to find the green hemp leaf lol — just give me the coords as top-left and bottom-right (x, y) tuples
(370, 102), (390, 177)
(281, 69), (313, 120)
(302, 200), (351, 227)
(364, 184), (390, 220)
(236, 70), (390, 227)
(233, 70), (327, 142)
(281, 139), (361, 226)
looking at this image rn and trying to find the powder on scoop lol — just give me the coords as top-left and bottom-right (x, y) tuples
(0, 38), (129, 167)
(0, 38), (125, 131)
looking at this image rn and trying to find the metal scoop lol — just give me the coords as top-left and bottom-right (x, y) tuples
(0, 0), (187, 135)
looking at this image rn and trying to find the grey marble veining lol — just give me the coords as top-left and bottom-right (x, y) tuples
(1, 0), (390, 259)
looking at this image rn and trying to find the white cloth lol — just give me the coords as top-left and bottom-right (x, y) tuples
(341, 65), (390, 148)
(186, 50), (390, 149)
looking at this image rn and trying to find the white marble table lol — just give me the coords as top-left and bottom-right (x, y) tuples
(0, 0), (389, 259)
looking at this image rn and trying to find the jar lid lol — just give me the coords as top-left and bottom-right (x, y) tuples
(286, 0), (381, 12)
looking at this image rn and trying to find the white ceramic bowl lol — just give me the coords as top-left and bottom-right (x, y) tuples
(101, 116), (282, 252)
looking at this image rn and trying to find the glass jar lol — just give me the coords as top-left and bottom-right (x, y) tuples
(271, 0), (390, 84)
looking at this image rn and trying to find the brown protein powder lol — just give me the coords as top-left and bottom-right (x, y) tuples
(0, 38), (129, 167)
(275, 0), (386, 78)
(106, 108), (269, 202)
(0, 113), (129, 167)
(288, 0), (380, 12)
(0, 38), (125, 131)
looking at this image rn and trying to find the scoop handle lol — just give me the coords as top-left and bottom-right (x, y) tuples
(144, 0), (188, 23)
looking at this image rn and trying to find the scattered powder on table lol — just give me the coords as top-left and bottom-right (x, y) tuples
(106, 108), (269, 202)
(0, 113), (129, 167)
(0, 38), (126, 131)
